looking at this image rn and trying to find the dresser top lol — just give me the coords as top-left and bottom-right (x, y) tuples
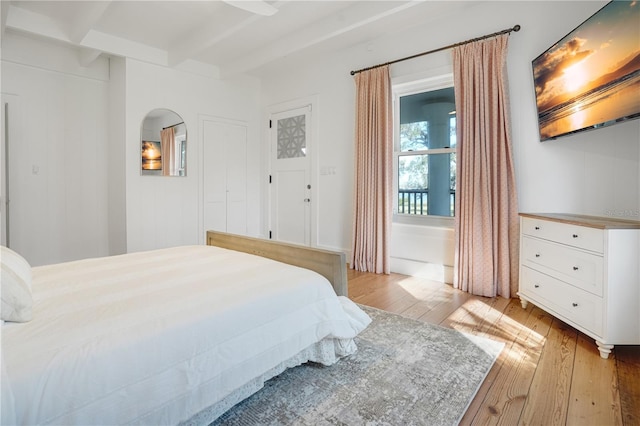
(520, 213), (640, 229)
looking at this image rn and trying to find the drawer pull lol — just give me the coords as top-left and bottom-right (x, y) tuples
(573, 266), (579, 271)
(572, 303), (578, 307)
(534, 284), (540, 288)
(572, 234), (579, 238)
(534, 226), (540, 230)
(535, 253), (540, 258)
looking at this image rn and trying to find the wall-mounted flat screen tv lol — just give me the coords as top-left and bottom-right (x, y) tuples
(532, 0), (640, 141)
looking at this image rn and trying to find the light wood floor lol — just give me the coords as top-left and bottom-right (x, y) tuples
(347, 269), (640, 426)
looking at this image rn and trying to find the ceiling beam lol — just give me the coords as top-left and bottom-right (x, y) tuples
(5, 5), (167, 67)
(68, 1), (112, 43)
(220, 0), (423, 77)
(81, 30), (168, 65)
(5, 5), (68, 42)
(78, 47), (102, 67)
(224, 0), (279, 17)
(1, 1), (8, 39)
(167, 0), (289, 68)
(167, 13), (262, 67)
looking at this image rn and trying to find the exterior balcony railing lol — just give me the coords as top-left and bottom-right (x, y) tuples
(398, 189), (456, 216)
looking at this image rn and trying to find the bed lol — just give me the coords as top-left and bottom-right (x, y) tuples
(1, 231), (370, 425)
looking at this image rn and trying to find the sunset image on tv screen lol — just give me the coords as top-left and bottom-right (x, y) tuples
(532, 0), (640, 141)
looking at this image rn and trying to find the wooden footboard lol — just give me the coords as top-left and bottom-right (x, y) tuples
(206, 231), (348, 297)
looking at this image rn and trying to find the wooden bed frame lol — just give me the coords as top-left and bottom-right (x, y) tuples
(206, 231), (348, 297)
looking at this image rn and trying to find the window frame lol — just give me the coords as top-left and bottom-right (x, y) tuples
(392, 74), (456, 228)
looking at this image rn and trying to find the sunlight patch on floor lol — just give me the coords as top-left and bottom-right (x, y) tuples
(451, 299), (547, 367)
(396, 275), (445, 298)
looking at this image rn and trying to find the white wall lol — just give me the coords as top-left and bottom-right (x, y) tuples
(1, 33), (263, 263)
(258, 1), (640, 273)
(124, 59), (262, 253)
(2, 1), (638, 270)
(507, 2), (640, 219)
(1, 33), (112, 266)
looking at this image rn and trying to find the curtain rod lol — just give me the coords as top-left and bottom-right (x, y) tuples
(162, 122), (184, 130)
(349, 24), (521, 76)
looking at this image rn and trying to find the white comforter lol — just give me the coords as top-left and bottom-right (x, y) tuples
(1, 245), (370, 425)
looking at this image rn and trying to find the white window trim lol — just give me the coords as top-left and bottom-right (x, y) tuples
(392, 73), (456, 228)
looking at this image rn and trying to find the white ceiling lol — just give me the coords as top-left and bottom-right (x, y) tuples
(1, 0), (478, 77)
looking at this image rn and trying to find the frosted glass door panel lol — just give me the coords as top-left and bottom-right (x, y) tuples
(277, 115), (306, 159)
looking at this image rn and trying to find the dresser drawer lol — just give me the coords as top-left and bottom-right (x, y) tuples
(521, 217), (604, 253)
(521, 237), (603, 296)
(521, 266), (603, 336)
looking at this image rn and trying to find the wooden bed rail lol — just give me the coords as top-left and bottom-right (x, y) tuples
(206, 231), (348, 297)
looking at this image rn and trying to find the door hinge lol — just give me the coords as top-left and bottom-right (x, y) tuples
(269, 231), (272, 239)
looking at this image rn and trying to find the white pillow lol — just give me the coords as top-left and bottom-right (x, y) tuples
(1, 246), (33, 322)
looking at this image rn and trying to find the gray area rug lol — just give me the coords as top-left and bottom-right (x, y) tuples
(212, 305), (503, 426)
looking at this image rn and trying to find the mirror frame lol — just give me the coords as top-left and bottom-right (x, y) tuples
(140, 109), (187, 177)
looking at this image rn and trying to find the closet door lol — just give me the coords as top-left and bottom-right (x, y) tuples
(203, 119), (247, 235)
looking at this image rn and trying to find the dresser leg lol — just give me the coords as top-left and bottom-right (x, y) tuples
(596, 341), (613, 359)
(519, 298), (528, 309)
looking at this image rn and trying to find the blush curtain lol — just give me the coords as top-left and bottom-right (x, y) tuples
(452, 34), (520, 298)
(351, 66), (393, 274)
(160, 127), (175, 176)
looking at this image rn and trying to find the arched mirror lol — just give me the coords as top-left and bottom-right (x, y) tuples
(141, 109), (187, 176)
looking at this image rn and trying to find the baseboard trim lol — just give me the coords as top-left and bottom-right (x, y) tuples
(390, 257), (453, 284)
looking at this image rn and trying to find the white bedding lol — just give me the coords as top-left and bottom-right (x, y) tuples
(1, 245), (370, 425)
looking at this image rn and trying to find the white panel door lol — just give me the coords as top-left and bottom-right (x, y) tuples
(270, 106), (311, 245)
(203, 119), (247, 236)
(224, 123), (247, 235)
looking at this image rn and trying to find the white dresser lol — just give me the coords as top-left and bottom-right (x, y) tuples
(518, 213), (640, 358)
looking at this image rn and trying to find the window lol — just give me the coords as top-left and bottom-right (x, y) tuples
(393, 77), (457, 223)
